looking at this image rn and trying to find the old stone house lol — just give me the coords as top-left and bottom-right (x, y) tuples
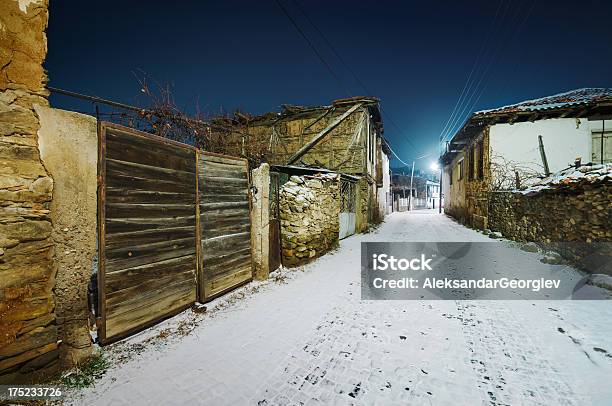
(234, 96), (392, 232)
(441, 88), (612, 228)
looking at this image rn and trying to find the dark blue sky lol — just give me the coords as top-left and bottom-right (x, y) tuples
(46, 0), (612, 170)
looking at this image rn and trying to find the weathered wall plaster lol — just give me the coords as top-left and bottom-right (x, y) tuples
(36, 106), (97, 367)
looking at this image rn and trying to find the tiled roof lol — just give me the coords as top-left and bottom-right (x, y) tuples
(475, 88), (612, 115)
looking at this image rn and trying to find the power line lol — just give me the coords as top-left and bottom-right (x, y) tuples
(273, 0), (351, 96)
(288, 0), (422, 159)
(438, 0), (506, 143)
(442, 0), (535, 144)
(290, 0), (372, 96)
(440, 0), (514, 143)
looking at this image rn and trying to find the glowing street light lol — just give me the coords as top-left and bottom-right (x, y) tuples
(430, 162), (439, 172)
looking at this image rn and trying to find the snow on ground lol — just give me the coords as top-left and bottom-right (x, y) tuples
(64, 210), (612, 406)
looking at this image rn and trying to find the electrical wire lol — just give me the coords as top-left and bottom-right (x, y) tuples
(441, 0), (535, 144)
(438, 0), (506, 143)
(288, 0), (423, 160)
(273, 0), (351, 97)
(440, 0), (515, 144)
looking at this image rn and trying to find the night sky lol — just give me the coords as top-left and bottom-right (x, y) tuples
(46, 0), (612, 171)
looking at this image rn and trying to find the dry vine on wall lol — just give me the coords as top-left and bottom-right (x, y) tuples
(102, 76), (271, 168)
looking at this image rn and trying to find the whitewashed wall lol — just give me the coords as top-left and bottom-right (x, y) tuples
(489, 118), (592, 186)
(377, 152), (391, 215)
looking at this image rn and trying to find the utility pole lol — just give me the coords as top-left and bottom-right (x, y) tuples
(438, 166), (442, 213)
(408, 161), (415, 211)
(538, 135), (550, 176)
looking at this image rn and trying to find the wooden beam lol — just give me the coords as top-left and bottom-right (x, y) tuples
(286, 102), (364, 165)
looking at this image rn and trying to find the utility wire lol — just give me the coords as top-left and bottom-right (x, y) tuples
(438, 0), (505, 142)
(273, 0), (351, 97)
(289, 0), (422, 158)
(440, 0), (514, 143)
(442, 0), (534, 144)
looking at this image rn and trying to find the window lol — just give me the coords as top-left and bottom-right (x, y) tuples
(477, 140), (484, 180)
(458, 159), (464, 180)
(449, 167), (453, 185)
(592, 130), (612, 164)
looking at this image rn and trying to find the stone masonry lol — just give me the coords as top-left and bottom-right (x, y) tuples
(280, 174), (340, 267)
(0, 0), (59, 382)
(488, 184), (612, 274)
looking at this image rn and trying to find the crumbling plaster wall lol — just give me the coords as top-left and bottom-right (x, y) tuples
(280, 174), (340, 267)
(0, 0), (58, 383)
(36, 106), (96, 366)
(250, 163), (270, 280)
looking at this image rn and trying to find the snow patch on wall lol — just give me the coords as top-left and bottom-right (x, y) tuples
(17, 0), (41, 13)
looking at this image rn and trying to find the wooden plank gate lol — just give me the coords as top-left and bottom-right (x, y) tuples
(197, 152), (252, 301)
(97, 123), (253, 344)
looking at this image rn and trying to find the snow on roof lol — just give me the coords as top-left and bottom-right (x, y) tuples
(475, 88), (612, 115)
(518, 163), (612, 195)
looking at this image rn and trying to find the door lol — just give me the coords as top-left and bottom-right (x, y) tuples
(197, 151), (252, 301)
(98, 123), (197, 344)
(339, 179), (356, 239)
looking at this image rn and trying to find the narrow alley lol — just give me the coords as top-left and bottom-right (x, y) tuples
(66, 211), (612, 406)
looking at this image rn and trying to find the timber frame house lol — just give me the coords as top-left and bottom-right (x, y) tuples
(223, 96), (392, 231)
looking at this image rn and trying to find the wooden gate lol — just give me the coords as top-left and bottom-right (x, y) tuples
(197, 152), (253, 301)
(339, 178), (356, 239)
(268, 172), (282, 272)
(98, 123), (198, 344)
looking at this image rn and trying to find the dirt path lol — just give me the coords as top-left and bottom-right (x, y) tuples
(65, 211), (612, 406)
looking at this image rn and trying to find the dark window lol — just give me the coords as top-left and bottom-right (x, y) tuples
(449, 167), (453, 185)
(458, 159), (464, 180)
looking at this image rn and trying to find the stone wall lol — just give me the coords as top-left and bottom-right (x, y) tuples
(488, 184), (612, 274)
(36, 106), (97, 367)
(445, 128), (491, 227)
(280, 174), (340, 267)
(0, 0), (59, 383)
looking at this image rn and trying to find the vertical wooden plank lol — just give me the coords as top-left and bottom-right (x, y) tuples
(195, 150), (204, 302)
(97, 122), (107, 343)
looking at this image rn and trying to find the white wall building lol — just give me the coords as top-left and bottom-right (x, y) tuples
(440, 88), (612, 226)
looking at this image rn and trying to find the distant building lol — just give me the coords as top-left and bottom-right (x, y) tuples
(440, 88), (612, 228)
(391, 173), (440, 210)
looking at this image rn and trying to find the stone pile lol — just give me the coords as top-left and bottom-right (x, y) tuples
(280, 173), (340, 266)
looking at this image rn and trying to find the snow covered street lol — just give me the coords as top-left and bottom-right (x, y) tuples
(66, 211), (612, 406)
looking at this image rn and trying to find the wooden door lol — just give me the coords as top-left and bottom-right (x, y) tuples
(98, 123), (197, 344)
(197, 152), (252, 301)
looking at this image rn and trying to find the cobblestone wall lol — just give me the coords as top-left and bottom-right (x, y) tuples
(0, 0), (58, 383)
(280, 174), (340, 267)
(488, 184), (612, 274)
